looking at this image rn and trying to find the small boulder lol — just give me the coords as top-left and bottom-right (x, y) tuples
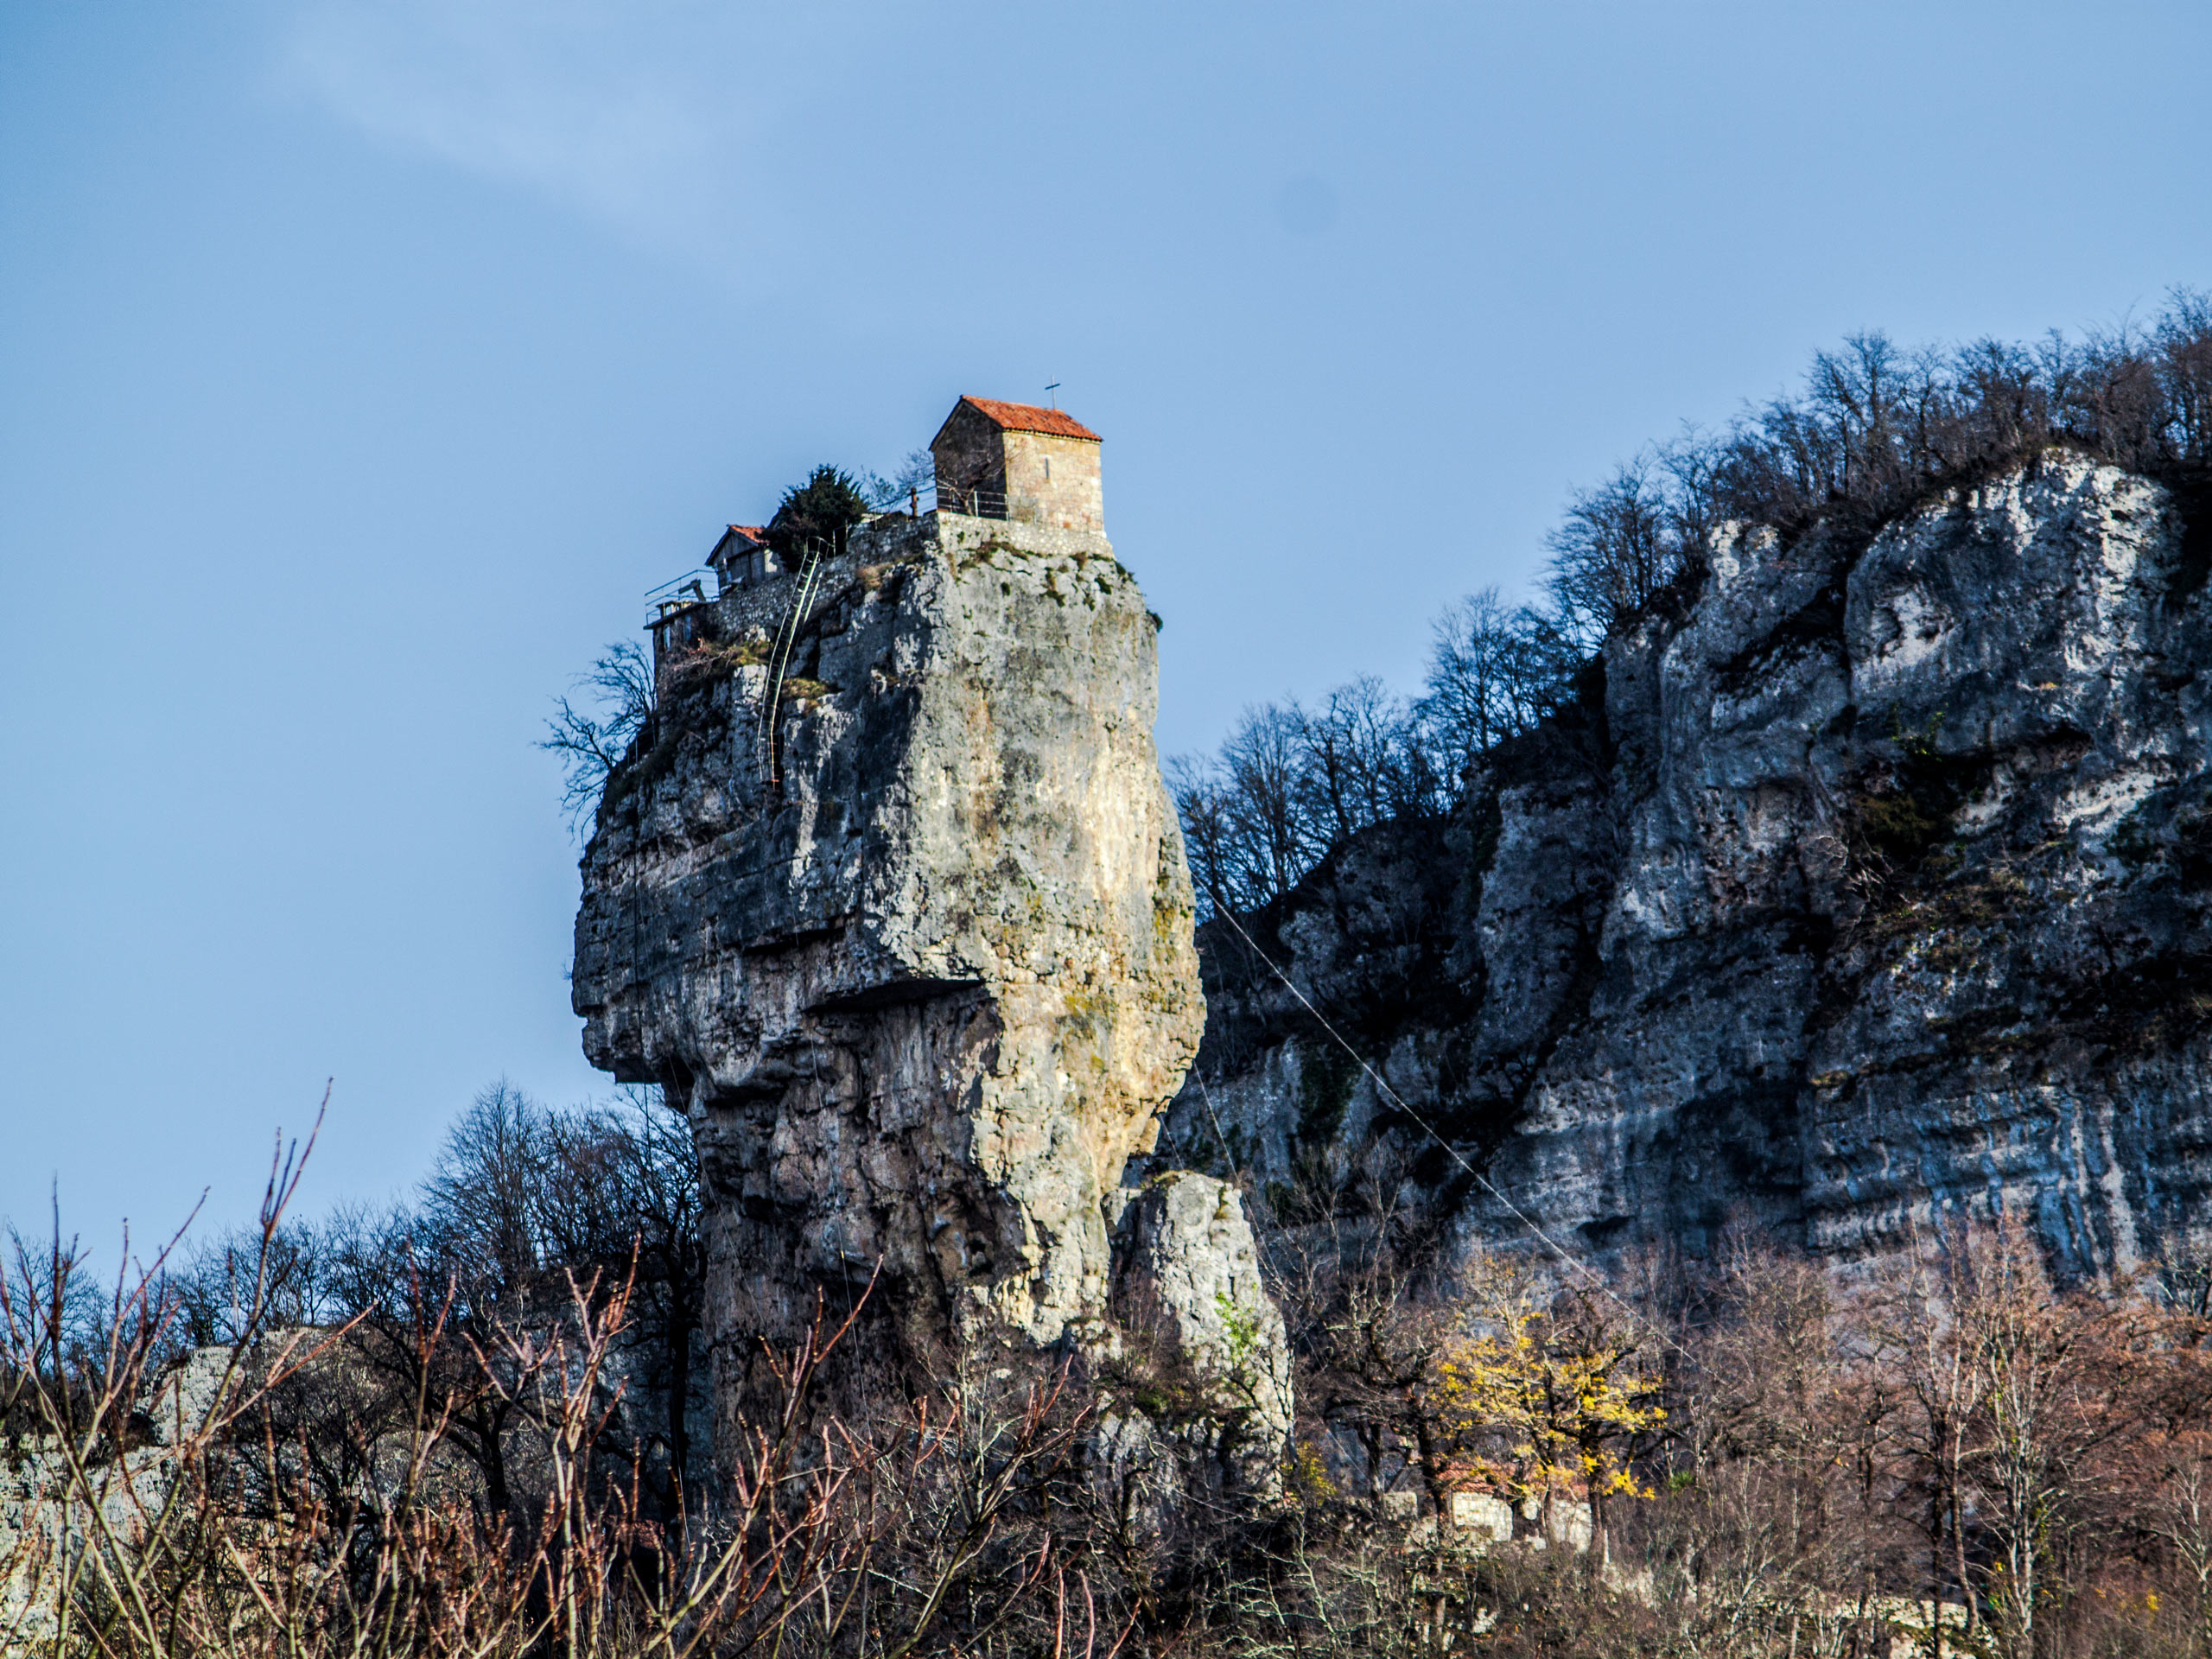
(1110, 1171), (1294, 1497)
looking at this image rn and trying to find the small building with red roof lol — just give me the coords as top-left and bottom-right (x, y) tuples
(707, 524), (778, 588)
(931, 396), (1103, 532)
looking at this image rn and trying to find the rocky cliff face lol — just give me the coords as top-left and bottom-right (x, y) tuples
(1166, 454), (2212, 1281)
(573, 512), (1207, 1389)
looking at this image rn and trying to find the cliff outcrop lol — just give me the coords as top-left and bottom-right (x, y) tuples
(1166, 453), (2212, 1280)
(1109, 1171), (1295, 1500)
(573, 509), (1208, 1396)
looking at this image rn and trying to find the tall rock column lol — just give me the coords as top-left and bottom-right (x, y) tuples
(572, 509), (1206, 1394)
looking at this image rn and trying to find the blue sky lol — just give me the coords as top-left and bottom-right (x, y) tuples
(4, 0), (2209, 1248)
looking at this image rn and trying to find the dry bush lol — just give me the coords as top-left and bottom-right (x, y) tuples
(1226, 1205), (2212, 1659)
(27, 1092), (2212, 1657)
(0, 1114), (1128, 1659)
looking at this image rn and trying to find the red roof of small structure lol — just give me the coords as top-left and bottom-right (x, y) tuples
(953, 396), (1100, 442)
(708, 524), (768, 563)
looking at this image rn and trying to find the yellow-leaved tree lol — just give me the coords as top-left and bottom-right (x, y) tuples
(1426, 1253), (1665, 1551)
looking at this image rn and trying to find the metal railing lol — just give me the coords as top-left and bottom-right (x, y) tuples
(864, 480), (1005, 518)
(645, 569), (714, 618)
(931, 484), (1007, 519)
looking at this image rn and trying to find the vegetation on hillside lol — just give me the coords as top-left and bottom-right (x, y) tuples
(1172, 290), (2212, 917)
(13, 1102), (2212, 1655)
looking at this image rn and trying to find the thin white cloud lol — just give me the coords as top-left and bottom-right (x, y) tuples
(280, 0), (765, 260)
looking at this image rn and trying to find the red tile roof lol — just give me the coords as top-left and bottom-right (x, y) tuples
(957, 396), (1100, 442)
(709, 524), (768, 563)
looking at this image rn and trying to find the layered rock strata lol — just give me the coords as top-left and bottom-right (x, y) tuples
(1166, 454), (2212, 1281)
(573, 511), (1208, 1397)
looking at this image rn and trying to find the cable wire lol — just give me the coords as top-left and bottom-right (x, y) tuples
(1210, 904), (1694, 1360)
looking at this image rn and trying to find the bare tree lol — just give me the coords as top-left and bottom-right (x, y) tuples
(1171, 676), (1469, 919)
(865, 448), (938, 512)
(537, 1088), (709, 1520)
(1546, 457), (1691, 646)
(543, 639), (656, 833)
(1419, 586), (1577, 775)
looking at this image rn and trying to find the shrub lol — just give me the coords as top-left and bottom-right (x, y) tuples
(766, 464), (872, 559)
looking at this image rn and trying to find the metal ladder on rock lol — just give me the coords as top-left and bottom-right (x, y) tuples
(758, 536), (830, 795)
